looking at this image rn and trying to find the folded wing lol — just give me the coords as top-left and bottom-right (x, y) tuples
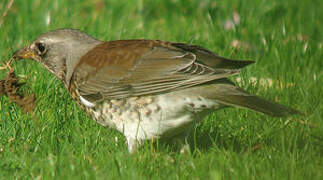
(72, 40), (251, 102)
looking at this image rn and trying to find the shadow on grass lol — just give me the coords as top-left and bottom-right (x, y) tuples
(141, 125), (252, 154)
(143, 115), (323, 156)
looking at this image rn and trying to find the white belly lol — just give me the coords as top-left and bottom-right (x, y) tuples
(88, 90), (220, 141)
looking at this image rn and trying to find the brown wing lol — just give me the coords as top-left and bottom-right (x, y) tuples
(171, 43), (254, 69)
(72, 40), (243, 102)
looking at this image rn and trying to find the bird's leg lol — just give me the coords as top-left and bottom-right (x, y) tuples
(179, 135), (191, 154)
(126, 137), (142, 153)
(179, 137), (191, 154)
(170, 128), (193, 154)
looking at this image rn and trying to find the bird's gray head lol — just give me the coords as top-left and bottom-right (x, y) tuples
(14, 29), (101, 86)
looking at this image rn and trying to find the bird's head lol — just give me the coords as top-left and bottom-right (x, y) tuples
(13, 29), (101, 85)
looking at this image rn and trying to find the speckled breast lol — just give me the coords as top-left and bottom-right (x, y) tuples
(68, 81), (221, 140)
(89, 96), (160, 128)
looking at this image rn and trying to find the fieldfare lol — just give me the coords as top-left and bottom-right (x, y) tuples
(13, 29), (301, 153)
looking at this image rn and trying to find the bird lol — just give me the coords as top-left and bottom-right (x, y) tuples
(13, 29), (301, 153)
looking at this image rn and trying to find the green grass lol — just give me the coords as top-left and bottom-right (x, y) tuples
(0, 0), (322, 179)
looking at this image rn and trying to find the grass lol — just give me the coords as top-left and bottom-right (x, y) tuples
(0, 0), (322, 179)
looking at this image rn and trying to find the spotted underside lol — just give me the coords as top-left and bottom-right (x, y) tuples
(82, 88), (221, 141)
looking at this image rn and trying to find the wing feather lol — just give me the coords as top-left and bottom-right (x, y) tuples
(73, 41), (242, 101)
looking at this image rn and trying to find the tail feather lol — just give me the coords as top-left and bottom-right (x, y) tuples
(207, 84), (302, 117)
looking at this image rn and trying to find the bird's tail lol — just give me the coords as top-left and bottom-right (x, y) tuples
(205, 83), (302, 117)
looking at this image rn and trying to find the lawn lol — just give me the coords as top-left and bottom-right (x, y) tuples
(0, 0), (322, 179)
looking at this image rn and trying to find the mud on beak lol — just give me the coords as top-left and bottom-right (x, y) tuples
(13, 47), (42, 61)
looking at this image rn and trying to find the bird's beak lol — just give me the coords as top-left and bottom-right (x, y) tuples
(13, 46), (42, 61)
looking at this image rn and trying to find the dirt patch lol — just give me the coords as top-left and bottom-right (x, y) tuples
(0, 58), (36, 113)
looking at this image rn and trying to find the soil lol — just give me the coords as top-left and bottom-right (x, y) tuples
(0, 71), (36, 113)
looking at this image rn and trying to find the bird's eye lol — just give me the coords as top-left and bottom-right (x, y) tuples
(35, 42), (46, 54)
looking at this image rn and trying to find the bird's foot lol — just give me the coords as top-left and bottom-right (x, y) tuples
(126, 137), (142, 153)
(180, 143), (191, 154)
